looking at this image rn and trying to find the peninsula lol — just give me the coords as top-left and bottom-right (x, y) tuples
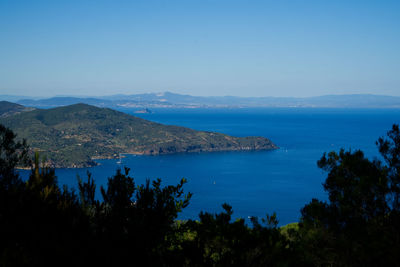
(0, 103), (277, 168)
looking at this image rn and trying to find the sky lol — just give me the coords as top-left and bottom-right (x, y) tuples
(0, 0), (399, 97)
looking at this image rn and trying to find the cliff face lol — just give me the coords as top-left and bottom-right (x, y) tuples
(0, 103), (277, 168)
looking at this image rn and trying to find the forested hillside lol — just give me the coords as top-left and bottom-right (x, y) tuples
(0, 101), (34, 118)
(0, 103), (276, 167)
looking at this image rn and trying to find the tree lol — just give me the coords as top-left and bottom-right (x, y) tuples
(0, 124), (30, 265)
(377, 124), (400, 210)
(0, 124), (91, 266)
(299, 124), (400, 266)
(0, 124), (28, 189)
(179, 204), (292, 267)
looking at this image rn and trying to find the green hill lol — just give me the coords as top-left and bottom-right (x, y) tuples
(0, 103), (277, 168)
(0, 101), (35, 118)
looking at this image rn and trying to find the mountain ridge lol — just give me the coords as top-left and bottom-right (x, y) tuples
(5, 92), (400, 109)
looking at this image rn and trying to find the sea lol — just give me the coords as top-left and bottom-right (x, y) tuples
(18, 108), (400, 225)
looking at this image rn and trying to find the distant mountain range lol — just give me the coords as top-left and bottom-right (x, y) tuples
(1, 92), (400, 109)
(0, 102), (276, 168)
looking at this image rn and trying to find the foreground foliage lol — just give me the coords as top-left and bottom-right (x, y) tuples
(299, 124), (400, 266)
(1, 124), (400, 266)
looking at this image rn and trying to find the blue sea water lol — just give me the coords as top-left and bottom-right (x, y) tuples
(19, 108), (400, 225)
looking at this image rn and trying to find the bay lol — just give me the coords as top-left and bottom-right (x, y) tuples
(19, 108), (400, 225)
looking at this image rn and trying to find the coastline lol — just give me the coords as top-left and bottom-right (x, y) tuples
(39, 145), (279, 169)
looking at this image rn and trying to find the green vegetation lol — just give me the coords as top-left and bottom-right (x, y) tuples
(297, 125), (400, 266)
(1, 124), (400, 266)
(0, 103), (277, 167)
(0, 101), (34, 118)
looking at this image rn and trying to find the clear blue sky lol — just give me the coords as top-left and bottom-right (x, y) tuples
(0, 0), (399, 97)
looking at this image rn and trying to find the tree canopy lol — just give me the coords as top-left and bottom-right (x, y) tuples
(1, 123), (400, 266)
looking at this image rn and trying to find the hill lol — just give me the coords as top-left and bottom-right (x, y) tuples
(0, 101), (35, 118)
(7, 92), (400, 109)
(0, 103), (277, 167)
(17, 97), (114, 108)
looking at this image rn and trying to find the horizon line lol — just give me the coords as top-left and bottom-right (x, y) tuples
(1, 92), (400, 100)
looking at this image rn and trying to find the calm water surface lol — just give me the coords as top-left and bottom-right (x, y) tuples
(19, 108), (400, 225)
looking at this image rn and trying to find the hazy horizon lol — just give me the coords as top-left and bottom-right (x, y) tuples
(2, 91), (400, 100)
(1, 1), (399, 97)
